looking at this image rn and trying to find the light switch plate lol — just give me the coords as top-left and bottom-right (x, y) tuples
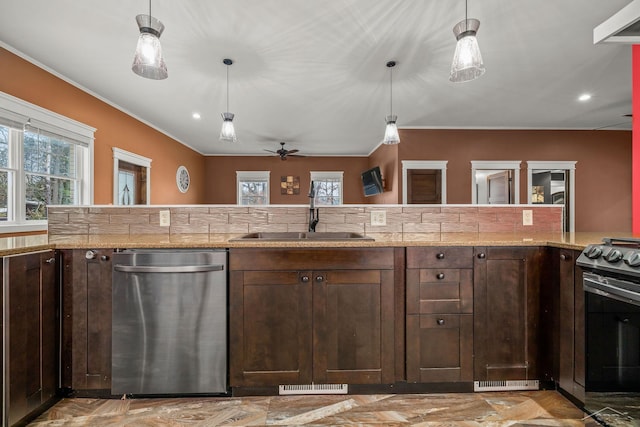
(371, 210), (387, 226)
(522, 210), (533, 226)
(159, 210), (171, 227)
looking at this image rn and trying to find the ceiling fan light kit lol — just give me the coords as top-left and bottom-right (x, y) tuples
(449, 0), (486, 83)
(219, 58), (237, 142)
(383, 60), (400, 145)
(132, 0), (168, 80)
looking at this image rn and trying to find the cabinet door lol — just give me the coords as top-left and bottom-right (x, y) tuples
(61, 249), (113, 391)
(5, 251), (57, 426)
(558, 249), (585, 400)
(313, 269), (395, 384)
(230, 270), (313, 387)
(407, 314), (473, 383)
(473, 246), (542, 381)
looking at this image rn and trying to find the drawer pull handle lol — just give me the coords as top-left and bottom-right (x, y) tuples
(477, 253), (486, 259)
(301, 276), (310, 283)
(44, 257), (55, 264)
(437, 319), (445, 325)
(436, 253), (445, 259)
(436, 273), (445, 280)
(315, 276), (324, 282)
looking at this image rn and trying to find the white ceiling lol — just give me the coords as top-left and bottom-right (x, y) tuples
(0, 1), (633, 156)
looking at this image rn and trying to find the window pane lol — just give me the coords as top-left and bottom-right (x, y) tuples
(25, 174), (75, 220)
(0, 125), (9, 168)
(315, 179), (341, 205)
(24, 130), (77, 178)
(240, 181), (268, 205)
(0, 170), (7, 221)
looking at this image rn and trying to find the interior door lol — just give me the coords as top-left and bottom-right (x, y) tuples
(487, 171), (512, 204)
(407, 169), (442, 204)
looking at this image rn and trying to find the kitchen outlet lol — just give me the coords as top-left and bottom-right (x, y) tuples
(522, 210), (533, 226)
(159, 210), (171, 227)
(371, 210), (387, 226)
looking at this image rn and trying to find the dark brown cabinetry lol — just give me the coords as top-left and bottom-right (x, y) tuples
(406, 247), (473, 383)
(557, 248), (585, 401)
(473, 246), (542, 382)
(59, 249), (113, 393)
(229, 248), (397, 388)
(2, 250), (57, 426)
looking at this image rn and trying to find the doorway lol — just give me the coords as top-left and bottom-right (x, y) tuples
(113, 147), (151, 205)
(527, 161), (576, 232)
(407, 169), (442, 204)
(471, 161), (521, 204)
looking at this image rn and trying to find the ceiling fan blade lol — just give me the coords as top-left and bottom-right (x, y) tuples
(287, 149), (299, 154)
(263, 149), (277, 154)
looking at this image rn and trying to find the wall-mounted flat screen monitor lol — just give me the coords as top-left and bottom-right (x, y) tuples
(361, 166), (384, 197)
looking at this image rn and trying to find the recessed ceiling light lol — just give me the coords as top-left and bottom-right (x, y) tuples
(192, 112), (201, 119)
(578, 93), (592, 102)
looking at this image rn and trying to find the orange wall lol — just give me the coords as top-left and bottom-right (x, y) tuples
(0, 48), (206, 204)
(397, 129), (632, 231)
(204, 156), (370, 204)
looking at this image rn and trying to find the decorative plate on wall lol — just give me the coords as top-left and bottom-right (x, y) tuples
(176, 165), (190, 193)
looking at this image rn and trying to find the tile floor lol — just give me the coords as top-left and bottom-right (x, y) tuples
(27, 390), (638, 426)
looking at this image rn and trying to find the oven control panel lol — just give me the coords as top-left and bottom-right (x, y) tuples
(577, 240), (640, 278)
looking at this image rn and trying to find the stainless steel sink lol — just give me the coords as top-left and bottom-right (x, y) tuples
(230, 231), (374, 241)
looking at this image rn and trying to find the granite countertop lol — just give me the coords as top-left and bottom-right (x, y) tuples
(0, 232), (630, 257)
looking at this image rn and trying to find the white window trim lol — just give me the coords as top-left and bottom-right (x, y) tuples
(471, 160), (521, 204)
(236, 171), (270, 205)
(527, 160), (576, 232)
(310, 171), (344, 205)
(0, 91), (95, 232)
(113, 147), (152, 205)
(401, 160), (448, 204)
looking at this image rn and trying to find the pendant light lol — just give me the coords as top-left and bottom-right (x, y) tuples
(132, 0), (168, 80)
(383, 60), (400, 145)
(449, 0), (485, 83)
(219, 58), (237, 142)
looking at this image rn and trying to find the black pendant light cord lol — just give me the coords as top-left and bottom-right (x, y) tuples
(148, 0), (152, 20)
(389, 65), (393, 116)
(226, 64), (229, 111)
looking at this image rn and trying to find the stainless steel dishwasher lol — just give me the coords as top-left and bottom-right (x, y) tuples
(111, 249), (227, 395)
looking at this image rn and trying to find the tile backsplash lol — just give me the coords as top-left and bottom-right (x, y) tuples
(48, 205), (563, 238)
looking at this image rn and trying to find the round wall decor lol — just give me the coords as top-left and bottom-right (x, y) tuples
(176, 165), (190, 193)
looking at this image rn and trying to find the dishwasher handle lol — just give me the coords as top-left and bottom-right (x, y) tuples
(113, 264), (224, 274)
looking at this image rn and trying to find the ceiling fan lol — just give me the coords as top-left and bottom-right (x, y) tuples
(264, 142), (304, 160)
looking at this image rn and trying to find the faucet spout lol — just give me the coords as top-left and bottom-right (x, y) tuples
(308, 181), (319, 232)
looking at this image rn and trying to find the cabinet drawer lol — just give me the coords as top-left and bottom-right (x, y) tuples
(406, 268), (473, 314)
(406, 247), (473, 269)
(406, 314), (473, 383)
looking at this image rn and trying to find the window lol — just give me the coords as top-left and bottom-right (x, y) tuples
(0, 92), (94, 231)
(236, 171), (270, 205)
(310, 171), (343, 205)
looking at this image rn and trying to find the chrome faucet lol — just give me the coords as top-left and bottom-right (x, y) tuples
(308, 181), (319, 232)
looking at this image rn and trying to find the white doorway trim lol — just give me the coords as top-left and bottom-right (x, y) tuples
(527, 160), (576, 232)
(402, 160), (448, 204)
(113, 147), (152, 205)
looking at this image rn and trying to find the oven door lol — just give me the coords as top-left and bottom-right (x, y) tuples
(583, 272), (640, 307)
(584, 272), (640, 392)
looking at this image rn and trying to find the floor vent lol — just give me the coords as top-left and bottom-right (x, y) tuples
(278, 384), (348, 395)
(474, 380), (539, 392)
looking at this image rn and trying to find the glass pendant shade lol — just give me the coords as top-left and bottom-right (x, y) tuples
(220, 112), (237, 142)
(132, 14), (168, 80)
(449, 18), (485, 83)
(383, 115), (400, 145)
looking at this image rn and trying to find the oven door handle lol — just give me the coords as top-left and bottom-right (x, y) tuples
(583, 274), (640, 307)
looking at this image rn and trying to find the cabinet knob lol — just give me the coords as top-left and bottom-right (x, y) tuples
(436, 273), (445, 280)
(437, 319), (445, 325)
(85, 250), (97, 260)
(560, 254), (570, 261)
(100, 255), (110, 261)
(477, 253), (486, 259)
(436, 253), (445, 259)
(301, 276), (310, 283)
(315, 276), (324, 282)
(44, 257), (55, 264)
